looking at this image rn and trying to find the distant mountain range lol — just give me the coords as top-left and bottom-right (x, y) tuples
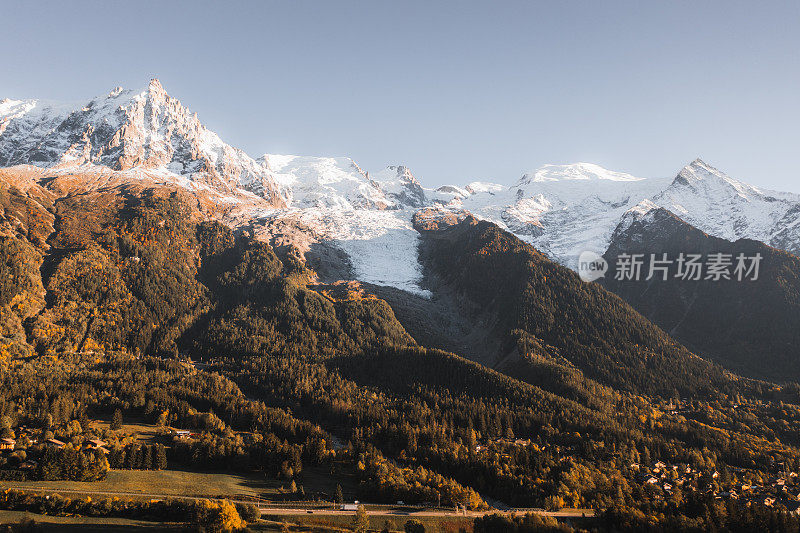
(3, 80), (800, 294)
(2, 79), (800, 382)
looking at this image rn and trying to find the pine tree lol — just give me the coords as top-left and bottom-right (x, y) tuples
(155, 444), (168, 470)
(404, 519), (425, 533)
(142, 444), (153, 470)
(110, 409), (123, 430)
(127, 444), (141, 470)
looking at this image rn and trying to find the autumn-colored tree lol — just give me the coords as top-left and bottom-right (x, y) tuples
(192, 499), (245, 532)
(352, 504), (369, 533)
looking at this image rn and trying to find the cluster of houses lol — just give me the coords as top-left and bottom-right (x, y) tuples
(42, 436), (109, 454)
(633, 460), (800, 514)
(474, 438), (533, 454)
(0, 427), (112, 474)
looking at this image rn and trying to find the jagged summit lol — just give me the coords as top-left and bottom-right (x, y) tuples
(650, 158), (800, 247)
(253, 155), (427, 210)
(673, 158), (761, 195)
(371, 165), (427, 208)
(449, 157), (800, 268)
(0, 79), (284, 204)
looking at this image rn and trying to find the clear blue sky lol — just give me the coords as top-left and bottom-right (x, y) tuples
(1, 0), (798, 190)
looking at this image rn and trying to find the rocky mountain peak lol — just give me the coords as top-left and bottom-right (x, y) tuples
(147, 77), (167, 97)
(674, 158), (723, 186)
(373, 165), (426, 208)
(0, 80), (284, 205)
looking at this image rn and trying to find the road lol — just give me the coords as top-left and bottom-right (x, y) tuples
(258, 507), (594, 519)
(8, 486), (594, 519)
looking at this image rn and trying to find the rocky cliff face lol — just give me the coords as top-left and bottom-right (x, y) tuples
(0, 80), (284, 205)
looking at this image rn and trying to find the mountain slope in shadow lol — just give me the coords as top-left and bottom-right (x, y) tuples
(600, 206), (800, 382)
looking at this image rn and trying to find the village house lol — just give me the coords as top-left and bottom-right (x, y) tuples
(84, 438), (107, 450)
(46, 438), (65, 449)
(761, 496), (776, 507)
(0, 438), (15, 451)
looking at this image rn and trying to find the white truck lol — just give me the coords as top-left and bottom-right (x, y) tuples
(341, 501), (360, 511)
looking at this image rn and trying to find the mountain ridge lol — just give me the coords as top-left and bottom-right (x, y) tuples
(3, 80), (800, 297)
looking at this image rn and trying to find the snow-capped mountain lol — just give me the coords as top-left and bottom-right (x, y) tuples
(0, 80), (284, 204)
(453, 163), (671, 265)
(2, 81), (800, 296)
(439, 160), (800, 269)
(257, 155), (425, 210)
(259, 154), (386, 210)
(244, 155), (432, 294)
(651, 158), (800, 254)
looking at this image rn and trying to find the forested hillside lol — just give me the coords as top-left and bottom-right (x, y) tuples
(2, 180), (800, 530)
(600, 207), (800, 383)
(415, 215), (736, 397)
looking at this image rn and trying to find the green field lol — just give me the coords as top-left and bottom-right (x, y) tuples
(1, 469), (267, 499)
(0, 509), (475, 533)
(1, 464), (359, 502)
(91, 420), (164, 442)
